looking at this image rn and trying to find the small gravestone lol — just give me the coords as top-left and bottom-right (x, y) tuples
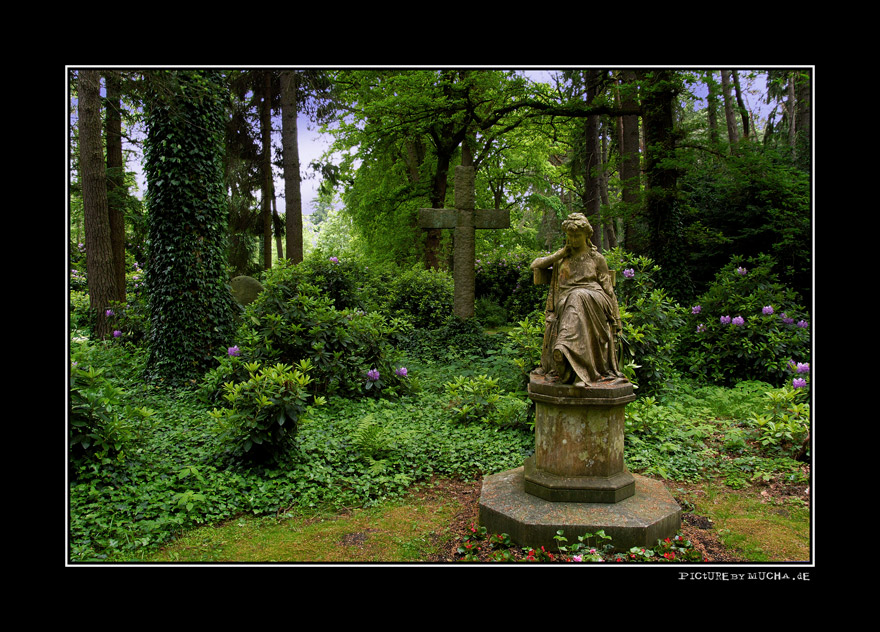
(229, 275), (264, 306)
(478, 213), (681, 552)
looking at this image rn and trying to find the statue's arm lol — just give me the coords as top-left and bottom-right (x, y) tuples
(530, 247), (568, 270)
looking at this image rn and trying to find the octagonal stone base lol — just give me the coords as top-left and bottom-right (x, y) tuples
(523, 456), (635, 503)
(479, 466), (681, 552)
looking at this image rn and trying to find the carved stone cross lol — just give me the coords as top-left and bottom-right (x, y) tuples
(418, 165), (510, 319)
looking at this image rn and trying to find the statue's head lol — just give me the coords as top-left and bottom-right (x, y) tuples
(562, 213), (593, 240)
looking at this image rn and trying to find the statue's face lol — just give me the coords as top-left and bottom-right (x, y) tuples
(566, 230), (588, 249)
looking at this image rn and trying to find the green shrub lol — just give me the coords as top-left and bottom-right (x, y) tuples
(505, 311), (545, 388)
(295, 255), (370, 311)
(69, 290), (91, 331)
(475, 251), (546, 323)
(475, 297), (508, 329)
(103, 295), (150, 347)
(69, 364), (134, 468)
(605, 249), (686, 396)
(443, 374), (530, 429)
(204, 260), (411, 401)
(747, 385), (810, 457)
(69, 264), (88, 292)
(402, 316), (498, 364)
(679, 254), (810, 387)
(386, 266), (453, 329)
(69, 352), (155, 473)
(209, 360), (322, 462)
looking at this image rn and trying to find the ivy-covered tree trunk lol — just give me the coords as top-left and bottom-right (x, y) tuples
(79, 70), (117, 339)
(143, 70), (236, 384)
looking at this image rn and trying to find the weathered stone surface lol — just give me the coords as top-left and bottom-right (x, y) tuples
(230, 275), (264, 306)
(523, 457), (635, 503)
(418, 165), (510, 320)
(529, 213), (627, 385)
(479, 467), (681, 551)
(524, 374), (636, 502)
(528, 371), (636, 405)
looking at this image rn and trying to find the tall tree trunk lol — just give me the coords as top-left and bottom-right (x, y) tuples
(260, 70), (274, 269)
(104, 71), (126, 303)
(641, 70), (690, 299)
(787, 77), (797, 161)
(794, 68), (811, 170)
(720, 70), (740, 147)
(425, 150), (453, 270)
(271, 183), (283, 260)
(617, 71), (644, 253)
(402, 137), (426, 183)
(79, 70), (117, 339)
(424, 71), (470, 270)
(598, 124), (617, 250)
(583, 70), (602, 249)
(280, 70), (304, 264)
(732, 70), (751, 140)
(704, 72), (720, 145)
(143, 70), (235, 383)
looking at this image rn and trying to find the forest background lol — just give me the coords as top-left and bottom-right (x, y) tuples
(67, 67), (813, 563)
(68, 67), (812, 345)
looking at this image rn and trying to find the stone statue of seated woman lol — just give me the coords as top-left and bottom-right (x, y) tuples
(529, 213), (628, 387)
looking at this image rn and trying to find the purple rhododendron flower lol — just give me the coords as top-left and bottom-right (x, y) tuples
(367, 369), (380, 381)
(106, 309), (115, 317)
(736, 266), (747, 275)
(228, 346), (240, 357)
(720, 315), (731, 325)
(113, 330), (122, 338)
(792, 378), (807, 389)
(691, 305), (702, 315)
(395, 367), (408, 377)
(696, 323), (706, 333)
(732, 316), (744, 326)
(623, 268), (635, 279)
(796, 362), (810, 374)
(762, 305), (774, 315)
(329, 256), (339, 263)
(797, 320), (809, 328)
(781, 313), (794, 324)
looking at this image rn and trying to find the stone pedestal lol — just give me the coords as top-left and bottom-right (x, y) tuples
(525, 374), (636, 502)
(479, 467), (682, 552)
(477, 372), (681, 552)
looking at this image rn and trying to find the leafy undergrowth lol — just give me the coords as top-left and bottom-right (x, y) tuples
(69, 333), (811, 565)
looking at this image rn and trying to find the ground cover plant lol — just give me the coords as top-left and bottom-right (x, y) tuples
(68, 249), (811, 564)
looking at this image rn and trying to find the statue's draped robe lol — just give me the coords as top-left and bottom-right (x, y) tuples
(542, 249), (624, 384)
